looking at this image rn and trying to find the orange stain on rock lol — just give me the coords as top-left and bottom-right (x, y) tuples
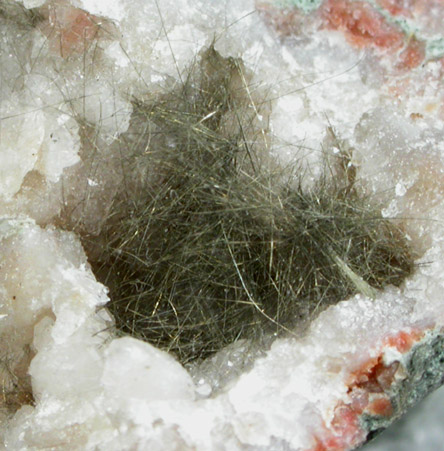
(39, 0), (107, 58)
(331, 404), (365, 442)
(376, 0), (413, 16)
(397, 38), (425, 69)
(366, 396), (393, 416)
(310, 329), (425, 450)
(320, 0), (404, 49)
(310, 403), (366, 451)
(385, 329), (423, 353)
(319, 0), (426, 71)
(256, 2), (307, 37)
(258, 0), (425, 72)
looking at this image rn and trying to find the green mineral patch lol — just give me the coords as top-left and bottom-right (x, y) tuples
(274, 0), (323, 14)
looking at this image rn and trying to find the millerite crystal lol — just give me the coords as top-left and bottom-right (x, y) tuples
(83, 47), (414, 364)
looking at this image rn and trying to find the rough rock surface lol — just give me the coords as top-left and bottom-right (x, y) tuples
(1, 0), (444, 449)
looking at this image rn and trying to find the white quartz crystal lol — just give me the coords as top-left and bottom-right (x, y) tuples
(101, 337), (195, 402)
(34, 112), (81, 182)
(23, 0), (47, 7)
(0, 100), (45, 199)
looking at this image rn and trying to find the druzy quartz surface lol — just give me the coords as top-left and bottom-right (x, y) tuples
(1, 0), (444, 449)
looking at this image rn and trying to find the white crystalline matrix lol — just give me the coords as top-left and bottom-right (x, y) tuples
(1, 0), (444, 450)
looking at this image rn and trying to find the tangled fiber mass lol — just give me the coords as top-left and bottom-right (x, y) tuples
(84, 46), (414, 364)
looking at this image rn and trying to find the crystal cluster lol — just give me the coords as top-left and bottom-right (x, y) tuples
(1, 0), (444, 449)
